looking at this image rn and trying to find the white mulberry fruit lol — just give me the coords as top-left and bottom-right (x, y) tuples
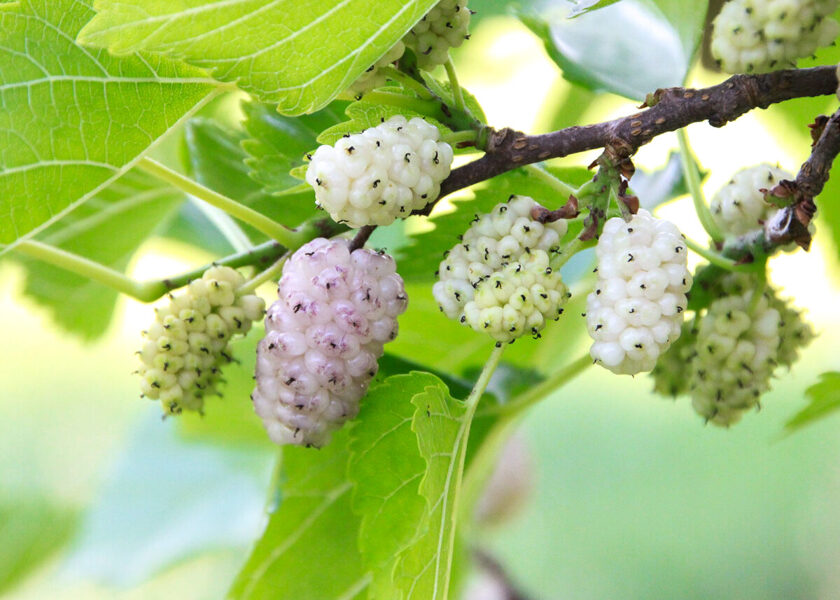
(346, 42), (406, 98)
(710, 164), (792, 236)
(711, 0), (840, 73)
(433, 195), (569, 343)
(404, 0), (472, 69)
(306, 116), (453, 228)
(586, 210), (692, 375)
(252, 238), (408, 447)
(689, 291), (781, 425)
(138, 267), (265, 416)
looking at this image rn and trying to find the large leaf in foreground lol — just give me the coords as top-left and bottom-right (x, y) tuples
(0, 0), (216, 247)
(393, 377), (473, 599)
(79, 0), (439, 115)
(230, 429), (369, 600)
(348, 373), (437, 597)
(15, 170), (182, 340)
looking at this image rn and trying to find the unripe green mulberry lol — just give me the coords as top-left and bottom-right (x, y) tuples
(689, 291), (781, 426)
(404, 0), (472, 69)
(711, 0), (840, 73)
(137, 267), (265, 416)
(650, 320), (697, 398)
(346, 42), (406, 97)
(433, 195), (569, 343)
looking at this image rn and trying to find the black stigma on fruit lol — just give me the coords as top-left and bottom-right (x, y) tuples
(372, 179), (380, 188)
(294, 303), (302, 313)
(495, 280), (502, 288)
(595, 324), (602, 330)
(675, 246), (683, 253)
(347, 146), (354, 154)
(379, 200), (387, 205)
(285, 377), (295, 385)
(460, 316), (466, 323)
(627, 254), (634, 262)
(404, 152), (411, 163)
(315, 178), (322, 186)
(375, 140), (381, 147)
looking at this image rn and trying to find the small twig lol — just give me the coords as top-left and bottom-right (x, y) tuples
(434, 66), (837, 204)
(349, 225), (376, 251)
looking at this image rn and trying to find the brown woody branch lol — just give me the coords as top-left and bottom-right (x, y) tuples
(756, 106), (840, 250)
(436, 65), (838, 201)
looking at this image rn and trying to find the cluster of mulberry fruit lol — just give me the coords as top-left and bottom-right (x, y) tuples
(252, 238), (408, 447)
(404, 0), (472, 69)
(585, 210), (692, 375)
(346, 0), (472, 95)
(433, 195), (569, 343)
(306, 116), (454, 228)
(137, 267), (265, 416)
(710, 164), (792, 236)
(652, 273), (815, 425)
(346, 42), (406, 97)
(711, 0), (840, 73)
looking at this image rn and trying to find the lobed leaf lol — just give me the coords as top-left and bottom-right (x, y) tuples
(0, 0), (217, 249)
(78, 0), (440, 115)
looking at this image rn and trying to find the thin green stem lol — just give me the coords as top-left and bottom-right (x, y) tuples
(677, 129), (724, 244)
(441, 129), (478, 146)
(461, 353), (592, 524)
(523, 163), (577, 199)
(444, 58), (467, 114)
(683, 237), (757, 273)
(445, 343), (505, 591)
(13, 240), (157, 301)
(551, 237), (594, 271)
(237, 253), (289, 295)
(138, 158), (305, 248)
(381, 66), (435, 100)
(748, 271), (767, 314)
(13, 239), (289, 303)
(477, 353), (592, 419)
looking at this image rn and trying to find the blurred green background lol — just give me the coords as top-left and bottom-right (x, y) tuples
(3, 2), (840, 599)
